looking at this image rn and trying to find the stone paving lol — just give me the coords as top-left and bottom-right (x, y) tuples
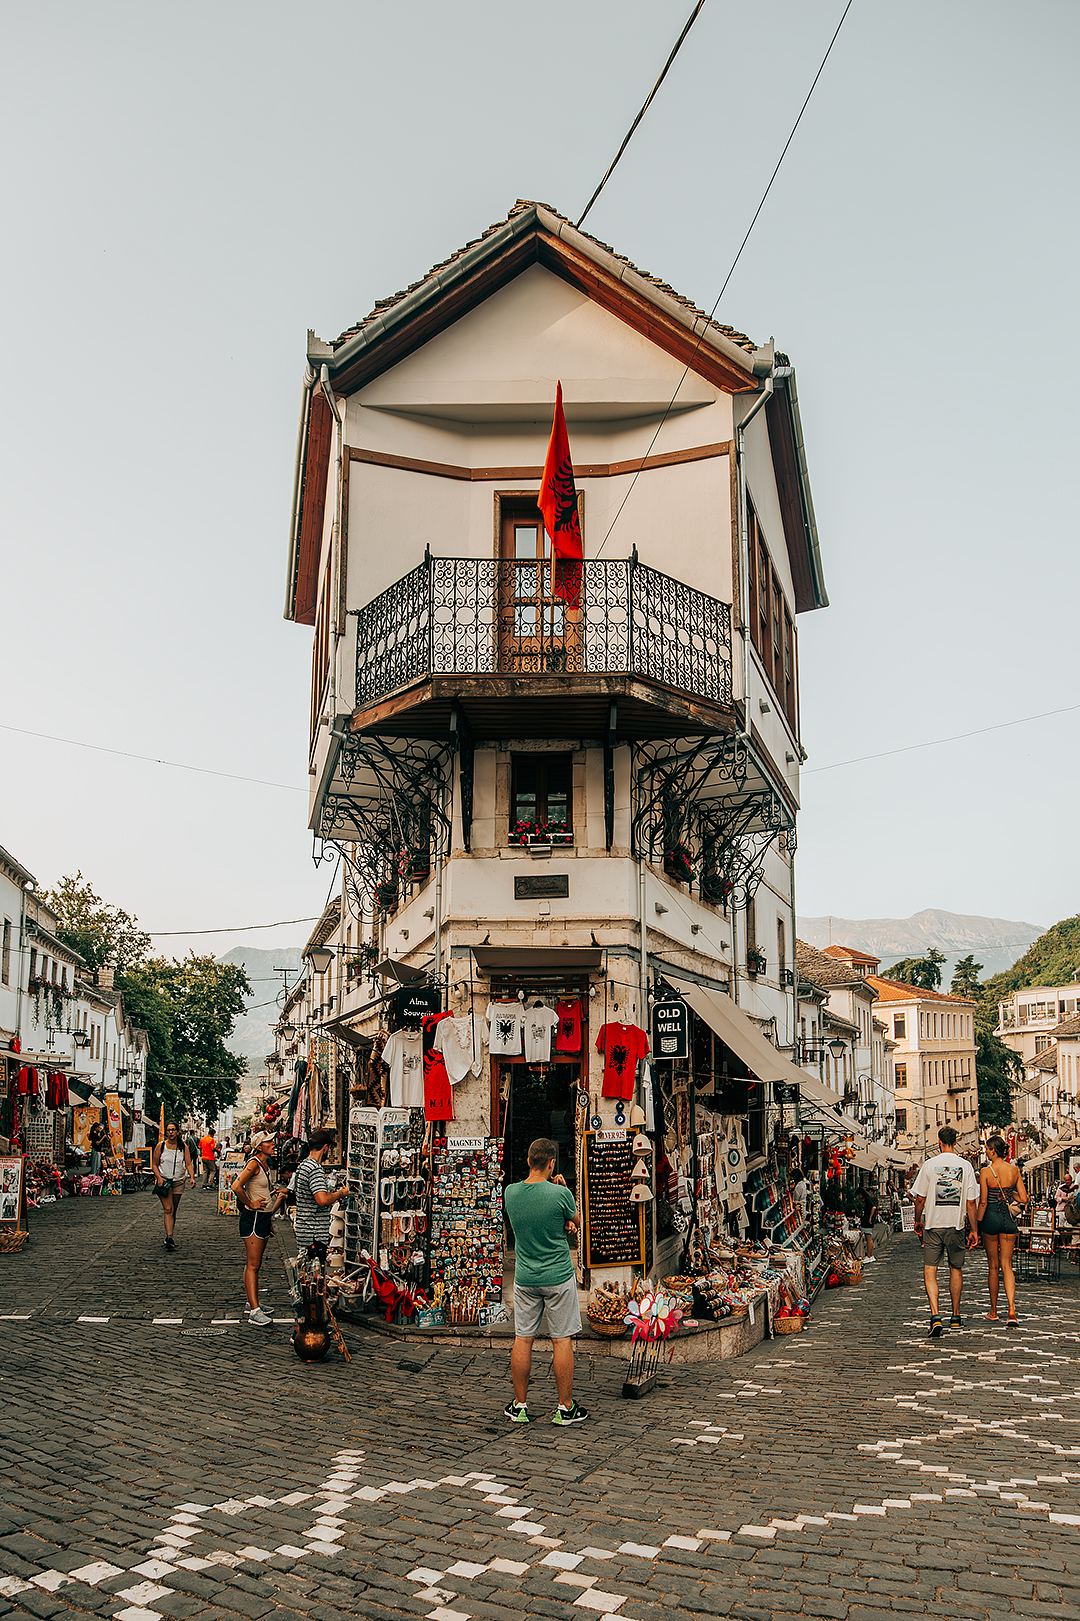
(1, 1192), (1079, 1620)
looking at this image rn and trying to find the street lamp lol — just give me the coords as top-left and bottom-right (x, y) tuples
(827, 1038), (846, 1060)
(306, 945), (334, 975)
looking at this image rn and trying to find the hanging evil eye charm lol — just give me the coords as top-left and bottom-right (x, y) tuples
(591, 1115), (602, 1131)
(578, 1092), (589, 1111)
(614, 1107), (626, 1126)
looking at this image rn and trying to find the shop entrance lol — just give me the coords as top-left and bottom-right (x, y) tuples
(500, 1062), (581, 1193)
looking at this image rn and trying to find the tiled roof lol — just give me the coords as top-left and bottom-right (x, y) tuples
(1028, 1046), (1059, 1074)
(795, 939), (868, 990)
(863, 976), (975, 1006)
(1050, 1012), (1080, 1038)
(332, 200), (759, 355)
(823, 944), (881, 966)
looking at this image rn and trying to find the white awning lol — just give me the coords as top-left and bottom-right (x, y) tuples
(666, 975), (868, 1142)
(850, 1150), (879, 1171)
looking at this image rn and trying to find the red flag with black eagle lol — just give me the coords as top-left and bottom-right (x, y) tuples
(538, 381), (583, 608)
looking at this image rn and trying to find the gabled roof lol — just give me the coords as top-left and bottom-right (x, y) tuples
(796, 939), (875, 992)
(1050, 1012), (1080, 1038)
(823, 944), (881, 967)
(1028, 1046), (1059, 1074)
(864, 976), (975, 1006)
(286, 201), (827, 625)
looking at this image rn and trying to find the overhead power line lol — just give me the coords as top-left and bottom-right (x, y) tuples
(595, 0), (855, 556)
(0, 721), (306, 793)
(149, 916), (320, 937)
(576, 0), (708, 230)
(803, 699), (1080, 777)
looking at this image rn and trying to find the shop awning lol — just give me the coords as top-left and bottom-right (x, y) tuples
(850, 1150), (879, 1171)
(68, 1077), (103, 1104)
(665, 975), (870, 1141)
(883, 1149), (909, 1168)
(473, 946), (603, 971)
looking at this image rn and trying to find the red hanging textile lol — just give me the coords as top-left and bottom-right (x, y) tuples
(538, 381), (583, 608)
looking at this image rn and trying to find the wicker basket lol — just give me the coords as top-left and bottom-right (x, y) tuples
(588, 1317), (628, 1338)
(773, 1313), (807, 1334)
(0, 1230), (28, 1253)
(727, 1304), (749, 1318)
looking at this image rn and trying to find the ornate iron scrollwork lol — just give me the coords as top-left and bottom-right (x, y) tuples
(631, 734), (795, 911)
(319, 733), (452, 901)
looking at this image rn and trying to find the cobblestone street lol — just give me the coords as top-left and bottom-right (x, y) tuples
(1, 1194), (1079, 1621)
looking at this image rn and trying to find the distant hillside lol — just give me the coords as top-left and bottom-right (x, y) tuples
(798, 908), (1045, 982)
(220, 944), (304, 1078)
(983, 916), (1080, 1001)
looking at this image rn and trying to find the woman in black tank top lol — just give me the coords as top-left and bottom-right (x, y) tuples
(977, 1135), (1028, 1326)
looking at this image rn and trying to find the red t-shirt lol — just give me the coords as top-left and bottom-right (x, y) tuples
(421, 1012), (454, 1122)
(595, 1022), (650, 1100)
(555, 998), (582, 1054)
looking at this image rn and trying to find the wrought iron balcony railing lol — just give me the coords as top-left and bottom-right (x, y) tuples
(354, 553), (733, 711)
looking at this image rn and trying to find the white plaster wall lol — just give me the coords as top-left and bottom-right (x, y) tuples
(0, 869), (22, 1037)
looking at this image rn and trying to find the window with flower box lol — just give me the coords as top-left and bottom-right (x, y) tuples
(510, 753), (573, 844)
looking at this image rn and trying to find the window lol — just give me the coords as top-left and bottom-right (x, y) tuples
(28, 947), (36, 983)
(894, 1014), (906, 1040)
(61, 965), (68, 992)
(499, 498), (573, 674)
(895, 1108), (907, 1132)
(776, 916), (786, 979)
(1, 919), (9, 986)
(895, 1063), (907, 1089)
(510, 753), (572, 837)
(746, 498), (798, 733)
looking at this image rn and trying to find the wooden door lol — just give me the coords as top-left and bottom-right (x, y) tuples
(498, 501), (572, 673)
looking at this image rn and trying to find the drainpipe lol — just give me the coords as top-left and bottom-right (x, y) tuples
(320, 364), (344, 729)
(638, 857), (648, 1023)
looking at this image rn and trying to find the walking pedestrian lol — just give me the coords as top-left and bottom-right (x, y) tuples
(793, 1170), (809, 1225)
(151, 1121), (196, 1251)
(911, 1126), (980, 1335)
(977, 1135), (1028, 1327)
(198, 1127), (217, 1190)
(88, 1119), (109, 1176)
(293, 1128), (349, 1259)
(860, 1183), (879, 1263)
(502, 1137), (588, 1425)
(232, 1131), (288, 1326)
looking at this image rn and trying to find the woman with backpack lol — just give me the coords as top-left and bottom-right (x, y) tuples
(977, 1136), (1028, 1327)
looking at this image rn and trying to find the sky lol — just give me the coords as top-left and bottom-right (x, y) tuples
(1, 0), (1077, 963)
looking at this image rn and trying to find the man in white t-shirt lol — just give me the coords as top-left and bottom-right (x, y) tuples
(910, 1126), (979, 1336)
(792, 1173), (809, 1223)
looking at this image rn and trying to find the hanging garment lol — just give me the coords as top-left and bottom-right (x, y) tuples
(554, 997), (582, 1053)
(522, 1003), (559, 1065)
(433, 1014), (487, 1082)
(421, 1012), (454, 1122)
(595, 1022), (650, 1100)
(381, 1028), (424, 1108)
(485, 1001), (525, 1057)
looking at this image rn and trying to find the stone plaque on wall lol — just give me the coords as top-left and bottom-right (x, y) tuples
(514, 874), (569, 899)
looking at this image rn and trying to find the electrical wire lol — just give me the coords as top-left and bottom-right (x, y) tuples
(576, 0), (708, 230)
(0, 721), (306, 792)
(148, 916), (321, 937)
(803, 698), (1080, 776)
(594, 0), (855, 557)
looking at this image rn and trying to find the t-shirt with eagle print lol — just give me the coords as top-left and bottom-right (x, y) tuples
(485, 1001), (525, 1057)
(595, 1022), (650, 1100)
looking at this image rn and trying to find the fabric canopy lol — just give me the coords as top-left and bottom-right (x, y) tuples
(666, 975), (867, 1141)
(850, 1150), (879, 1171)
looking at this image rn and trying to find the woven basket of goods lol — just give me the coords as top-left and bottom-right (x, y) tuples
(773, 1313), (805, 1334)
(588, 1282), (629, 1337)
(0, 1230), (28, 1253)
(661, 1275), (694, 1306)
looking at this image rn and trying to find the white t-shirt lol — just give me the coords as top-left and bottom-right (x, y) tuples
(486, 1001), (524, 1056)
(793, 1178), (808, 1210)
(433, 1014), (487, 1082)
(381, 1029), (424, 1108)
(910, 1151), (978, 1230)
(523, 1004), (559, 1064)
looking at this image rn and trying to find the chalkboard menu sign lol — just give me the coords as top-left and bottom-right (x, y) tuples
(582, 1131), (646, 1268)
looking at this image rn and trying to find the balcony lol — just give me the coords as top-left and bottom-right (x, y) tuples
(352, 553), (733, 740)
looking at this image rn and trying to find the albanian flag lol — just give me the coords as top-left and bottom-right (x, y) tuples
(538, 381), (583, 608)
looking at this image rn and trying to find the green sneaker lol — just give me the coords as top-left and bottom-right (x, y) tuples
(552, 1401), (589, 1425)
(503, 1400), (531, 1423)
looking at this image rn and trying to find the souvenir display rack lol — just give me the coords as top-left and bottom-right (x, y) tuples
(429, 1136), (504, 1318)
(344, 1106), (379, 1267)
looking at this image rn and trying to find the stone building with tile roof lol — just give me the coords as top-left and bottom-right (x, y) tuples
(864, 976), (979, 1161)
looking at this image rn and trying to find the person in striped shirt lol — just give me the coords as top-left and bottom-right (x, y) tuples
(294, 1128), (348, 1253)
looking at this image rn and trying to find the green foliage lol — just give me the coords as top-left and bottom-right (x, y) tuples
(976, 1030), (1022, 1127)
(44, 872), (151, 972)
(114, 969), (175, 1118)
(982, 915), (1080, 1006)
(881, 946), (946, 990)
(134, 955), (252, 1124)
(950, 955), (984, 999)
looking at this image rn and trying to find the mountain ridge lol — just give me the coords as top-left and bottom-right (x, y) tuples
(798, 908), (1045, 980)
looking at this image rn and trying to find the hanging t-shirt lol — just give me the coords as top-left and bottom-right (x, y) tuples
(381, 1029), (424, 1108)
(392, 984), (442, 1030)
(555, 997), (582, 1054)
(523, 1004), (559, 1065)
(595, 1022), (650, 1100)
(421, 1012), (454, 1122)
(486, 1001), (525, 1057)
(433, 1014), (487, 1083)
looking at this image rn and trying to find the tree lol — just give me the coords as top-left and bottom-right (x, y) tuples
(114, 968), (176, 1118)
(882, 947), (946, 991)
(44, 872), (151, 973)
(140, 955), (252, 1123)
(976, 1029), (1023, 1128)
(951, 955), (984, 999)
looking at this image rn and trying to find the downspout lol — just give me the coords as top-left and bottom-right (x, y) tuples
(638, 857), (648, 1023)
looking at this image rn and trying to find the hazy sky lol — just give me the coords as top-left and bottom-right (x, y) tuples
(2, 0), (1076, 963)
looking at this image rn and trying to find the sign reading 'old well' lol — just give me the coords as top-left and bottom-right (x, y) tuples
(651, 998), (689, 1060)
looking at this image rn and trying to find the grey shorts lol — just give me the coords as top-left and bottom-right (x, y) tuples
(513, 1276), (582, 1339)
(923, 1226), (968, 1269)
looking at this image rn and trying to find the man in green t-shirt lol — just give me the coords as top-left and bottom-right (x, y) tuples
(503, 1137), (589, 1425)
